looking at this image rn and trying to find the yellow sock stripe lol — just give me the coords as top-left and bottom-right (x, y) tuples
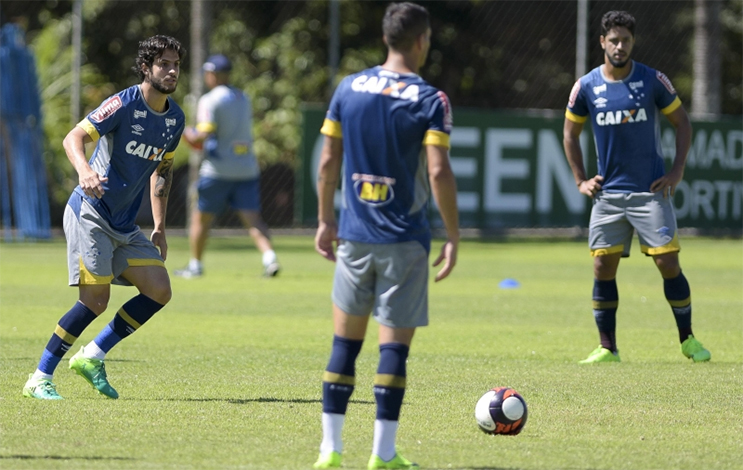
(322, 371), (355, 386)
(54, 325), (77, 344)
(592, 300), (619, 309)
(668, 297), (691, 308)
(117, 307), (142, 330)
(374, 374), (406, 389)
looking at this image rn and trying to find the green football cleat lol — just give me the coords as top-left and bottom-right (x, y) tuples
(23, 374), (63, 400)
(313, 451), (342, 469)
(69, 347), (119, 399)
(579, 346), (620, 363)
(368, 453), (419, 470)
(681, 335), (711, 362)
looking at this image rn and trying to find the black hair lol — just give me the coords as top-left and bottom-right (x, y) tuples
(132, 35), (186, 81)
(382, 2), (430, 51)
(601, 11), (635, 37)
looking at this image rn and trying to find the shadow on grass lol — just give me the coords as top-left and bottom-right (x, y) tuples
(138, 397), (375, 405)
(0, 455), (134, 462)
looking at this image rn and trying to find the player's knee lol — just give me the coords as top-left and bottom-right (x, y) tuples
(655, 256), (681, 278)
(142, 279), (172, 305)
(79, 291), (110, 315)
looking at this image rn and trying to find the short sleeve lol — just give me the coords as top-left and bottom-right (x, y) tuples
(423, 90), (452, 148)
(565, 79), (589, 123)
(654, 70), (682, 115)
(79, 93), (126, 141)
(320, 77), (346, 138)
(195, 94), (217, 134)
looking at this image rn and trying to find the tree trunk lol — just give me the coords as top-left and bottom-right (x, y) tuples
(692, 0), (722, 118)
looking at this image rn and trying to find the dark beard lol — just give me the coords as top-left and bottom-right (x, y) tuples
(606, 53), (630, 69)
(149, 76), (177, 95)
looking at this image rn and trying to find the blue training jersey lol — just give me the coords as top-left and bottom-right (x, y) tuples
(565, 61), (682, 193)
(72, 85), (185, 231)
(320, 66), (453, 252)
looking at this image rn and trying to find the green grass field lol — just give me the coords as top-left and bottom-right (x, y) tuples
(1, 235), (741, 470)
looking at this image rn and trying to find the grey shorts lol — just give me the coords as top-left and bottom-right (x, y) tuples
(589, 191), (680, 257)
(332, 240), (429, 328)
(63, 200), (165, 286)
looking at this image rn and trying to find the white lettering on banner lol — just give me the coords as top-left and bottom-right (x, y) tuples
(449, 127), (481, 211)
(484, 129), (531, 212)
(662, 128), (743, 170)
(535, 129), (585, 215)
(673, 180), (743, 220)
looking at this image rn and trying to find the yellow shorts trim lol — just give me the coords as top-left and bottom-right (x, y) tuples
(593, 300), (619, 310)
(374, 373), (406, 389)
(322, 371), (356, 386)
(195, 122), (217, 134)
(54, 325), (78, 344)
(641, 233), (681, 256)
(423, 130), (450, 149)
(590, 245), (625, 257)
(127, 259), (166, 268)
(77, 119), (101, 142)
(320, 119), (343, 139)
(565, 110), (588, 123)
(668, 297), (691, 308)
(79, 257), (114, 285)
(117, 307), (142, 330)
(661, 97), (682, 115)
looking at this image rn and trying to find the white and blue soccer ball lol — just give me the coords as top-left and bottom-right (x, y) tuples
(475, 387), (528, 435)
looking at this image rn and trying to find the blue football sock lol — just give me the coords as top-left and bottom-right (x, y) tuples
(664, 271), (693, 342)
(93, 294), (164, 353)
(322, 335), (363, 414)
(374, 343), (409, 421)
(37, 301), (99, 375)
(593, 279), (618, 353)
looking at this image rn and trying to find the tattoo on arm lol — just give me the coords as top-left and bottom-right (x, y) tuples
(154, 158), (173, 198)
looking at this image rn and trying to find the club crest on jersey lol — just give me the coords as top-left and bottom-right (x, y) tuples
(165, 118), (177, 127)
(352, 173), (395, 207)
(351, 75), (419, 102)
(90, 96), (122, 123)
(126, 140), (164, 161)
(596, 108), (647, 126)
(629, 80), (644, 91)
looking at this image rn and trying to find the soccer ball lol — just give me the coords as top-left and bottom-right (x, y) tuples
(475, 387), (528, 435)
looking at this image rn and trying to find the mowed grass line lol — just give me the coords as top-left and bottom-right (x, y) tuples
(0, 236), (741, 470)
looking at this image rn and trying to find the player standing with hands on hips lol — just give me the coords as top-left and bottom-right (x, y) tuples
(313, 3), (459, 469)
(563, 11), (710, 364)
(23, 35), (186, 400)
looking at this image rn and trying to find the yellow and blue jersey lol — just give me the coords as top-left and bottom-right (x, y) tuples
(321, 66), (452, 252)
(72, 85), (185, 231)
(566, 61), (681, 193)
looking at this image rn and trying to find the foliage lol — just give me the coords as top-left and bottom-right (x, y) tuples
(0, 236), (742, 469)
(31, 15), (115, 218)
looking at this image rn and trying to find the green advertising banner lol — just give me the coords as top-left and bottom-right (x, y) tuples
(299, 105), (742, 230)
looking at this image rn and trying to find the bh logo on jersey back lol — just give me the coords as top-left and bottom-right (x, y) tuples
(353, 173), (395, 207)
(126, 140), (165, 161)
(596, 108), (648, 126)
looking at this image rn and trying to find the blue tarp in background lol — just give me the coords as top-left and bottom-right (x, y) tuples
(0, 22), (51, 240)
